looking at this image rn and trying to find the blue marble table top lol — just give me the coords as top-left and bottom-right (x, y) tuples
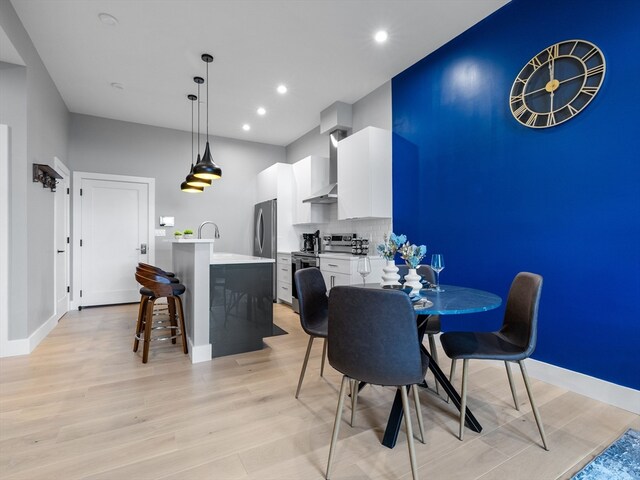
(414, 285), (502, 315)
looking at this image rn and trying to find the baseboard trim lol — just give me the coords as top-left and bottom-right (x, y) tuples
(188, 337), (212, 364)
(0, 338), (29, 357)
(0, 311), (61, 357)
(524, 358), (639, 415)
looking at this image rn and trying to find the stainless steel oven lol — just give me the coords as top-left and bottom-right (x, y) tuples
(291, 251), (320, 313)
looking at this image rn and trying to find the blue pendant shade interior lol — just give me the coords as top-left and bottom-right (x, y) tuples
(193, 53), (222, 180)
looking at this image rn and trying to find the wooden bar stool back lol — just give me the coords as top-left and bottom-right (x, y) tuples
(134, 271), (188, 363)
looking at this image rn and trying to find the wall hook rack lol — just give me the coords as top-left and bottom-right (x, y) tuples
(32, 164), (62, 192)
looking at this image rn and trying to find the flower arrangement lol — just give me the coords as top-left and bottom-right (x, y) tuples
(399, 242), (427, 269)
(377, 232), (407, 261)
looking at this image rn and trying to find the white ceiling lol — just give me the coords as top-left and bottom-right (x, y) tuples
(10, 0), (509, 146)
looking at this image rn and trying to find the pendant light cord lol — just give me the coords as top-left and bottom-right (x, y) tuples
(191, 97), (194, 167)
(206, 60), (209, 142)
(197, 82), (201, 154)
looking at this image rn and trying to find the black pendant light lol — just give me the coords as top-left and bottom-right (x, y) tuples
(185, 78), (211, 188)
(181, 88), (206, 192)
(193, 53), (222, 180)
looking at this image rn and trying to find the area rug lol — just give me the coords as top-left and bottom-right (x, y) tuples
(572, 429), (640, 479)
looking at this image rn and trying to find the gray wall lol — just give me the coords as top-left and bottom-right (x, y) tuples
(285, 81), (391, 163)
(0, 0), (70, 339)
(68, 114), (285, 270)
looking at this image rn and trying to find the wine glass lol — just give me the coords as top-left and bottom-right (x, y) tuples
(431, 254), (445, 292)
(357, 257), (371, 286)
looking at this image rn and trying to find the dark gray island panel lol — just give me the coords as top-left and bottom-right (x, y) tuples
(210, 263), (274, 357)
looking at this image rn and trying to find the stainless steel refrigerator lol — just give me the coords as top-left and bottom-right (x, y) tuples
(253, 199), (277, 300)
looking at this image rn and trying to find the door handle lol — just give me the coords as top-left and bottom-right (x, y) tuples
(57, 249), (65, 253)
(135, 243), (147, 254)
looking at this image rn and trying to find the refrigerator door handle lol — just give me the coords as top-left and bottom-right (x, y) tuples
(256, 208), (264, 254)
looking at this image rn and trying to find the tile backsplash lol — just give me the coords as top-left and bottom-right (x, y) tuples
(292, 203), (392, 251)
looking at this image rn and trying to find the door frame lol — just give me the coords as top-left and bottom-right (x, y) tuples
(0, 125), (11, 354)
(53, 156), (71, 318)
(72, 171), (155, 310)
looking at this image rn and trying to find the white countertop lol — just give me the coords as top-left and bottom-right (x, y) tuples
(210, 253), (275, 265)
(172, 238), (214, 243)
(319, 252), (382, 260)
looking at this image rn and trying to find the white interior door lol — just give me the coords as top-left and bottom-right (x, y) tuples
(76, 174), (154, 307)
(54, 158), (70, 317)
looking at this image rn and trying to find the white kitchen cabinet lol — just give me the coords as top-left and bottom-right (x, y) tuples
(292, 155), (330, 225)
(256, 163), (298, 252)
(320, 254), (385, 291)
(337, 126), (392, 220)
(276, 252), (292, 304)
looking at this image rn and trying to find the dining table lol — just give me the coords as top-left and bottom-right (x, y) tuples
(357, 283), (502, 449)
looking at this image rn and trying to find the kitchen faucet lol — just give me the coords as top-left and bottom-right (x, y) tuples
(198, 221), (220, 239)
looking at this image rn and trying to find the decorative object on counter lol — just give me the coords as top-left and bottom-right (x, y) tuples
(377, 232), (406, 287)
(183, 229), (194, 239)
(32, 164), (62, 192)
(193, 54), (223, 181)
(181, 87), (209, 192)
(174, 230), (183, 239)
(351, 237), (370, 256)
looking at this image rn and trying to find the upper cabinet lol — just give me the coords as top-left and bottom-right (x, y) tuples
(337, 126), (392, 220)
(256, 163), (298, 252)
(292, 155), (330, 225)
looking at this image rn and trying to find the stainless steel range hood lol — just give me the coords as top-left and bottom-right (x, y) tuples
(303, 102), (352, 204)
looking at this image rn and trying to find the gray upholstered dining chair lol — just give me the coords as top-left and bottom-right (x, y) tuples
(398, 264), (442, 394)
(439, 272), (548, 450)
(326, 286), (428, 480)
(293, 267), (328, 399)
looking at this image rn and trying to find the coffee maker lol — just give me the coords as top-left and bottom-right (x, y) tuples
(301, 230), (321, 253)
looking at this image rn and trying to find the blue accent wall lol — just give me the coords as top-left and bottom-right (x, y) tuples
(392, 0), (640, 389)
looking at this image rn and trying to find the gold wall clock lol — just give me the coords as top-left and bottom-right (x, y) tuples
(509, 39), (606, 128)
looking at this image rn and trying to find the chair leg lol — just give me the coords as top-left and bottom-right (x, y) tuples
(446, 358), (457, 403)
(519, 360), (549, 450)
(412, 385), (425, 444)
(505, 361), (520, 410)
(175, 296), (188, 354)
(326, 375), (349, 480)
(320, 338), (327, 377)
(133, 295), (148, 352)
(350, 379), (359, 427)
(428, 334), (440, 395)
(458, 359), (469, 441)
(142, 297), (155, 363)
(400, 386), (419, 480)
(167, 297), (177, 344)
(295, 336), (314, 399)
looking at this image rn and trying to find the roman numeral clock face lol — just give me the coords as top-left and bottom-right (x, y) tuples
(510, 40), (605, 128)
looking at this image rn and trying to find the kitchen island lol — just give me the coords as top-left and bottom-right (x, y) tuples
(172, 241), (275, 363)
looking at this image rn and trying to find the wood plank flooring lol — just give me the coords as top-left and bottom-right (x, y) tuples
(1, 303), (637, 479)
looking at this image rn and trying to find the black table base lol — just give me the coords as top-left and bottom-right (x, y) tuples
(381, 345), (482, 449)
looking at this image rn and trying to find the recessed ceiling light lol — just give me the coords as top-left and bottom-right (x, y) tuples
(277, 84), (287, 94)
(374, 30), (388, 43)
(257, 107), (266, 116)
(242, 124), (251, 131)
(110, 82), (124, 90)
(98, 13), (119, 26)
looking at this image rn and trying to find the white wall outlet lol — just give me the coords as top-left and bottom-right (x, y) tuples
(155, 229), (166, 237)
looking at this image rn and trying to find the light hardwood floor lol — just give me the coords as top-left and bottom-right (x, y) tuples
(1, 303), (637, 479)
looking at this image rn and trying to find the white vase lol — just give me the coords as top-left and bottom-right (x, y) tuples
(404, 268), (422, 294)
(380, 260), (401, 287)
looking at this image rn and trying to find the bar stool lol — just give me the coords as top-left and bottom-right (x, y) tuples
(135, 264), (180, 343)
(134, 271), (188, 363)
